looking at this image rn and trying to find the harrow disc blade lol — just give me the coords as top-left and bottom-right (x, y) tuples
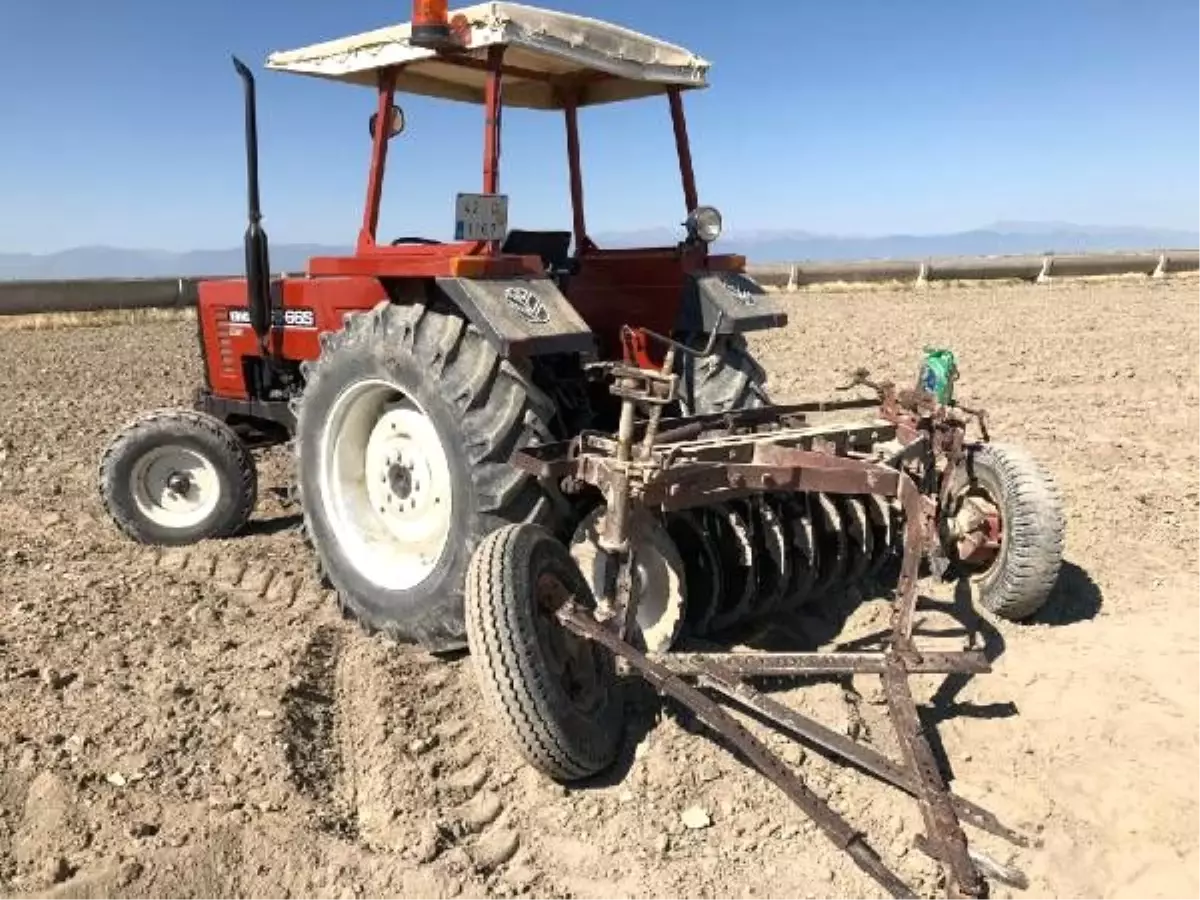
(809, 493), (848, 599)
(833, 495), (873, 588)
(665, 509), (724, 638)
(704, 500), (758, 634)
(862, 493), (895, 580)
(777, 493), (817, 610)
(569, 506), (687, 653)
(747, 495), (792, 618)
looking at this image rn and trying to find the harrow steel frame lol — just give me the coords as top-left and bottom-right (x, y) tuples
(510, 327), (1031, 898)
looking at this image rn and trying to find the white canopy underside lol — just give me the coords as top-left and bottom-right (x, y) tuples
(265, 2), (710, 109)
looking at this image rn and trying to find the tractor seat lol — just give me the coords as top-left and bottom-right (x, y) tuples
(501, 230), (573, 273)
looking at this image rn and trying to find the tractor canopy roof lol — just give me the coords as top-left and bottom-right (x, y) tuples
(264, 1), (710, 109)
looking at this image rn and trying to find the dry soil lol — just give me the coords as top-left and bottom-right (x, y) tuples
(0, 275), (1196, 899)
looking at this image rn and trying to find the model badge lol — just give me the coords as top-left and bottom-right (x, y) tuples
(504, 286), (550, 324)
(227, 307), (315, 328)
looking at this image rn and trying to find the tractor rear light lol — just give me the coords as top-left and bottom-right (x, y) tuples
(411, 0), (452, 48)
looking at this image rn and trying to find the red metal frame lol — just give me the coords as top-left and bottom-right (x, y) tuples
(205, 42), (744, 394)
(321, 48), (708, 283)
(358, 68), (398, 252)
(668, 87), (699, 214)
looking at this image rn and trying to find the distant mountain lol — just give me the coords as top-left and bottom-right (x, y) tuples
(0, 244), (350, 280)
(596, 222), (1199, 262)
(2, 222), (1195, 278)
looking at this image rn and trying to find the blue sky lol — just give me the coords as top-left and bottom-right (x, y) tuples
(0, 0), (1196, 253)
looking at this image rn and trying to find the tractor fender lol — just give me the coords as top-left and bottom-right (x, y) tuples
(434, 276), (596, 358)
(676, 270), (789, 335)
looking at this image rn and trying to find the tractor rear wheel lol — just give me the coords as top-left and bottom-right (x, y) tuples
(98, 408), (257, 545)
(293, 299), (556, 652)
(465, 523), (623, 782)
(944, 443), (1065, 621)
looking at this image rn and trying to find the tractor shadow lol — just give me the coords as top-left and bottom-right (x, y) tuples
(242, 512), (304, 536)
(660, 558), (1103, 786)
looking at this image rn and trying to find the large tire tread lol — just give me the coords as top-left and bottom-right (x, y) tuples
(963, 442), (1065, 621)
(98, 408), (257, 545)
(465, 524), (621, 782)
(293, 299), (557, 650)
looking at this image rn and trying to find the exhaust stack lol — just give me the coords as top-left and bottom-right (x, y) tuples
(231, 55), (273, 354)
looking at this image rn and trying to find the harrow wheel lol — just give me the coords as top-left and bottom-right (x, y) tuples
(465, 523), (623, 782)
(293, 299), (557, 652)
(943, 443), (1065, 621)
(98, 408), (257, 545)
(568, 506), (687, 653)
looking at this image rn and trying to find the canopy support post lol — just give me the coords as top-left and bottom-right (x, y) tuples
(359, 67), (398, 251)
(668, 87), (698, 214)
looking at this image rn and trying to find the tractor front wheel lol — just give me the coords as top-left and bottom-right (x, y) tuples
(98, 408), (257, 545)
(293, 299), (556, 652)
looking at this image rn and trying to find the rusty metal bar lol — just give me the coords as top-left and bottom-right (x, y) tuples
(555, 600), (917, 899)
(657, 650), (990, 676)
(883, 657), (984, 898)
(694, 665), (1031, 848)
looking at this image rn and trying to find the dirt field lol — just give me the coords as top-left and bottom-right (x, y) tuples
(1, 275), (1197, 899)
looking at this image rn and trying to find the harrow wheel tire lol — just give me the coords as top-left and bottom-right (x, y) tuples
(948, 443), (1065, 621)
(293, 299), (556, 652)
(677, 333), (770, 415)
(98, 408), (257, 546)
(466, 523), (623, 782)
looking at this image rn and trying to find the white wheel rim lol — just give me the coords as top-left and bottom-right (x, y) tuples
(318, 378), (454, 592)
(129, 446), (221, 530)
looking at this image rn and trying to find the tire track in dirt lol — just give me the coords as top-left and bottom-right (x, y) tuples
(330, 639), (527, 879)
(124, 538), (535, 888)
(281, 625), (357, 839)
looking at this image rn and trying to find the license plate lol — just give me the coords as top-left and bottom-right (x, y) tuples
(455, 193), (508, 241)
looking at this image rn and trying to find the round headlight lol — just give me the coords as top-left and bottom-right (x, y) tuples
(686, 205), (723, 243)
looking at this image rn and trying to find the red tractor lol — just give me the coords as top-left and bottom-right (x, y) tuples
(99, 1), (789, 650)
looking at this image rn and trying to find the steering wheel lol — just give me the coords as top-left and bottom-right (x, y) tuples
(390, 236), (444, 246)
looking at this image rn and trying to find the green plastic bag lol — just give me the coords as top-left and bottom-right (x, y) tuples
(917, 347), (957, 404)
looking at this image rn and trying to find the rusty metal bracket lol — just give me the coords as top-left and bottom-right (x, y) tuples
(555, 600), (919, 899)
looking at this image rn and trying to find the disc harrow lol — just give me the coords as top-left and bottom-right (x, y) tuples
(657, 486), (900, 639)
(466, 321), (1066, 898)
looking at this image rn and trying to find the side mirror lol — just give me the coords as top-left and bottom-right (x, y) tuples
(369, 104), (406, 140)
